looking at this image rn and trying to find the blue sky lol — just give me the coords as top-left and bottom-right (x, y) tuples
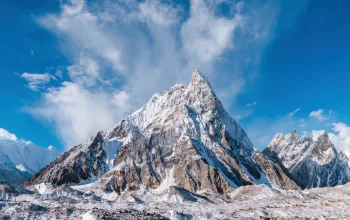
(1, 0), (350, 153)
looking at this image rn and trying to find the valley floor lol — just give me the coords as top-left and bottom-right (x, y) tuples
(1, 183), (350, 219)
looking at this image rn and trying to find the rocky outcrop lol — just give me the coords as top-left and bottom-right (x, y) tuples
(24, 132), (107, 187)
(254, 149), (299, 190)
(267, 130), (350, 189)
(24, 68), (298, 193)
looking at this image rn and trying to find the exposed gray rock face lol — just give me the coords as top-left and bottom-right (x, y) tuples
(24, 68), (298, 192)
(254, 149), (299, 190)
(24, 133), (107, 187)
(267, 129), (350, 189)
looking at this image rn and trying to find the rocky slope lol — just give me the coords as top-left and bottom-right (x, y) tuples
(0, 139), (60, 185)
(24, 68), (298, 193)
(267, 129), (350, 189)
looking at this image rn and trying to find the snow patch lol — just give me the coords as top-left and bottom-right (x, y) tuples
(155, 168), (175, 192)
(15, 164), (26, 172)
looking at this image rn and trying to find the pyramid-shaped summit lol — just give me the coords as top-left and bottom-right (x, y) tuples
(24, 68), (299, 193)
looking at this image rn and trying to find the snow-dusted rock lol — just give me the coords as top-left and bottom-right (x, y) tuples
(267, 129), (350, 189)
(24, 68), (298, 193)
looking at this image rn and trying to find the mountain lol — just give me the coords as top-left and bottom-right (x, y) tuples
(24, 68), (298, 193)
(267, 129), (350, 189)
(0, 138), (60, 185)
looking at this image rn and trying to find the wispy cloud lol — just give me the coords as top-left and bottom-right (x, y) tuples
(21, 72), (55, 91)
(181, 0), (242, 63)
(309, 109), (326, 121)
(67, 56), (100, 87)
(246, 101), (257, 107)
(287, 108), (300, 117)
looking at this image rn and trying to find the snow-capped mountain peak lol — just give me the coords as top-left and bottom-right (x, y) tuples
(24, 68), (299, 193)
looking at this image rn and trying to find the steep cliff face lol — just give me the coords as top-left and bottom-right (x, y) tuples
(268, 130), (350, 189)
(24, 68), (298, 192)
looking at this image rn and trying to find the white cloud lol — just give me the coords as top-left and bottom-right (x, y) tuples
(137, 0), (180, 26)
(309, 109), (326, 121)
(287, 108), (300, 117)
(38, 0), (124, 73)
(181, 0), (242, 63)
(246, 101), (257, 107)
(21, 72), (55, 91)
(67, 56), (100, 86)
(27, 82), (131, 148)
(328, 122), (350, 155)
(0, 128), (18, 141)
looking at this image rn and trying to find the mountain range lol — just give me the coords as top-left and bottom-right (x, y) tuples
(1, 68), (350, 218)
(266, 129), (350, 189)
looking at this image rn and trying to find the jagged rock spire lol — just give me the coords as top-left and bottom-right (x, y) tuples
(290, 129), (299, 143)
(316, 130), (328, 140)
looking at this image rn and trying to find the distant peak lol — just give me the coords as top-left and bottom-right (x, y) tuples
(319, 130), (327, 136)
(316, 130), (329, 141)
(312, 130), (328, 141)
